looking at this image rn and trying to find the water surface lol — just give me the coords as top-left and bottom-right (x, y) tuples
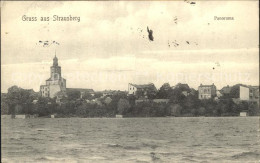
(1, 117), (260, 162)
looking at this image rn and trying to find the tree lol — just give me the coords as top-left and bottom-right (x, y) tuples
(34, 97), (49, 116)
(135, 84), (157, 99)
(117, 98), (130, 115)
(248, 102), (259, 116)
(127, 95), (136, 107)
(94, 92), (103, 98)
(146, 86), (158, 99)
(181, 95), (200, 115)
(199, 99), (217, 116)
(198, 107), (206, 116)
(149, 102), (167, 117)
(156, 83), (172, 99)
(169, 88), (186, 104)
(237, 101), (249, 111)
(1, 102), (9, 115)
(82, 93), (94, 100)
(67, 90), (81, 100)
(229, 84), (240, 98)
(14, 105), (23, 114)
(104, 97), (112, 105)
(135, 89), (144, 98)
(175, 83), (190, 92)
(75, 101), (87, 117)
(5, 86), (36, 115)
(168, 104), (182, 116)
(6, 86), (22, 114)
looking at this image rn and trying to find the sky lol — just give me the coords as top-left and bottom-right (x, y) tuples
(1, 1), (259, 92)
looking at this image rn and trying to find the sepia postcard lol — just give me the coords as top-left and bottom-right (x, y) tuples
(1, 1), (259, 162)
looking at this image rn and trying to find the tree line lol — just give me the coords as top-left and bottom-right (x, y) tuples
(1, 84), (259, 117)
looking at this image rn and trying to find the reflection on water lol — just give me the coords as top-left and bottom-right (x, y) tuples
(1, 117), (260, 162)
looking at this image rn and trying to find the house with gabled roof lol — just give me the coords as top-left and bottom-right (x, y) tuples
(128, 83), (157, 99)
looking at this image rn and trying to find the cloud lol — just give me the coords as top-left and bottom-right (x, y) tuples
(1, 1), (259, 92)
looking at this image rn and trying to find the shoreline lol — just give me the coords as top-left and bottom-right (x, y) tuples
(1, 115), (259, 119)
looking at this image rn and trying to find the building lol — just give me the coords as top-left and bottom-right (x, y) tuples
(198, 83), (217, 99)
(220, 85), (231, 96)
(128, 83), (157, 98)
(98, 90), (122, 97)
(239, 85), (259, 104)
(40, 55), (66, 98)
(240, 112), (248, 117)
(66, 88), (95, 99)
(239, 85), (250, 101)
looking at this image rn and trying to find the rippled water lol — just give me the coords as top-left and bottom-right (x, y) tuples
(1, 117), (260, 162)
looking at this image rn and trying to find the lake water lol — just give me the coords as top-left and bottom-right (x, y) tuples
(1, 117), (260, 162)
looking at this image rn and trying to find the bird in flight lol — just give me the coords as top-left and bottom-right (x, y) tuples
(173, 16), (178, 24)
(147, 26), (154, 41)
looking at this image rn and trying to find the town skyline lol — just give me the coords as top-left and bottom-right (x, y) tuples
(2, 1), (259, 92)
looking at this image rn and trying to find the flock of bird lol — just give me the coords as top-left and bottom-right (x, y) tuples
(36, 40), (60, 47)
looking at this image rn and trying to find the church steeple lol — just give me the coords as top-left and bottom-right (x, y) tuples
(53, 54), (58, 66)
(50, 54), (61, 80)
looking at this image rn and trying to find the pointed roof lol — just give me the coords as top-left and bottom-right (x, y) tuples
(53, 54), (57, 60)
(53, 54), (58, 66)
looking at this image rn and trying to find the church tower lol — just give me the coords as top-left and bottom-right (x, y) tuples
(40, 55), (66, 98)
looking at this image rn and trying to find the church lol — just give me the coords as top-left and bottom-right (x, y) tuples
(40, 55), (66, 98)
